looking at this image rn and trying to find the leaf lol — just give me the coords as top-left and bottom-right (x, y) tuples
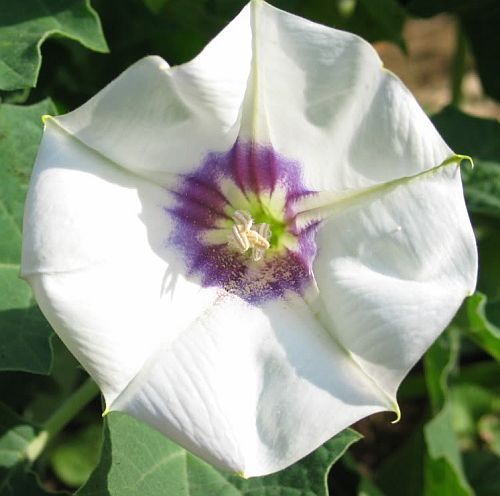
(343, 0), (406, 48)
(465, 293), (500, 361)
(424, 403), (474, 496)
(78, 411), (362, 496)
(0, 0), (108, 91)
(461, 4), (500, 101)
(464, 451), (500, 496)
(402, 0), (494, 17)
(143, 0), (169, 14)
(423, 329), (460, 414)
(449, 383), (498, 446)
(376, 428), (425, 496)
(0, 402), (62, 495)
(0, 99), (56, 374)
(50, 423), (102, 488)
(358, 478), (387, 496)
(422, 329), (474, 495)
(432, 106), (500, 219)
(24, 337), (82, 424)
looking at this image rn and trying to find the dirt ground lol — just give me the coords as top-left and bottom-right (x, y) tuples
(374, 14), (500, 120)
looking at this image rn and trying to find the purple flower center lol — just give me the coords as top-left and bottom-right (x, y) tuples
(168, 141), (318, 304)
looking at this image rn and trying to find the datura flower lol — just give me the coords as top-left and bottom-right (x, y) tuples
(22, 0), (477, 477)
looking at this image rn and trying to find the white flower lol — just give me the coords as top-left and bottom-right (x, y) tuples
(21, 0), (477, 477)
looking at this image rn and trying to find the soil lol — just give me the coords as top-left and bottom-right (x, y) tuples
(374, 14), (500, 120)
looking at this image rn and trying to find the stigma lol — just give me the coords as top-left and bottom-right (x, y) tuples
(229, 210), (271, 262)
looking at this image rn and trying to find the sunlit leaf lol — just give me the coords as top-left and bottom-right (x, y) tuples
(0, 100), (55, 374)
(0, 0), (108, 91)
(78, 412), (361, 496)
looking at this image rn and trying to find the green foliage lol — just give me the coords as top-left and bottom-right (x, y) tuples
(0, 0), (108, 91)
(423, 330), (474, 495)
(50, 423), (102, 488)
(78, 412), (361, 496)
(0, 0), (499, 494)
(464, 451), (500, 496)
(466, 293), (500, 361)
(0, 100), (55, 374)
(340, 0), (407, 48)
(432, 106), (500, 218)
(424, 329), (460, 413)
(0, 402), (59, 496)
(143, 0), (169, 14)
(424, 404), (473, 496)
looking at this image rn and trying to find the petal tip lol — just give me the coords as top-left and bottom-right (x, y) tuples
(390, 402), (402, 424)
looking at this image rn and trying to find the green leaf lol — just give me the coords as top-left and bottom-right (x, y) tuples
(50, 423), (102, 488)
(424, 403), (474, 496)
(0, 402), (61, 495)
(403, 0), (495, 17)
(143, 0), (169, 14)
(0, 0), (108, 91)
(466, 293), (500, 361)
(342, 0), (406, 49)
(0, 99), (56, 374)
(376, 428), (425, 496)
(464, 451), (500, 496)
(424, 329), (460, 414)
(422, 329), (474, 495)
(358, 478), (386, 496)
(78, 411), (362, 496)
(432, 106), (500, 218)
(461, 4), (500, 101)
(24, 337), (82, 424)
(449, 383), (498, 446)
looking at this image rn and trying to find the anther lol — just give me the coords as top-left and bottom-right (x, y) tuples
(228, 210), (271, 261)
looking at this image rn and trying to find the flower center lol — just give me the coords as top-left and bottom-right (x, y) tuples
(168, 141), (318, 304)
(229, 210), (271, 262)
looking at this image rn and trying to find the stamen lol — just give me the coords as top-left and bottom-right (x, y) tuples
(233, 210), (253, 231)
(228, 210), (271, 261)
(251, 223), (271, 261)
(231, 224), (250, 252)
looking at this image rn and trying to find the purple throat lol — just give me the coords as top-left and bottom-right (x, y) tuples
(168, 141), (318, 304)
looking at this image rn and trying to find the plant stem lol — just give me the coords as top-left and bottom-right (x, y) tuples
(25, 377), (100, 462)
(451, 22), (467, 107)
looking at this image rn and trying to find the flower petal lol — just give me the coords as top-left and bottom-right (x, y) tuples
(22, 122), (217, 404)
(51, 5), (252, 183)
(312, 164), (477, 400)
(243, 1), (451, 190)
(110, 294), (390, 477)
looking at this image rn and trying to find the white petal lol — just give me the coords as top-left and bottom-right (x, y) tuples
(313, 164), (477, 400)
(110, 294), (391, 476)
(243, 1), (451, 190)
(22, 123), (217, 404)
(52, 5), (252, 183)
